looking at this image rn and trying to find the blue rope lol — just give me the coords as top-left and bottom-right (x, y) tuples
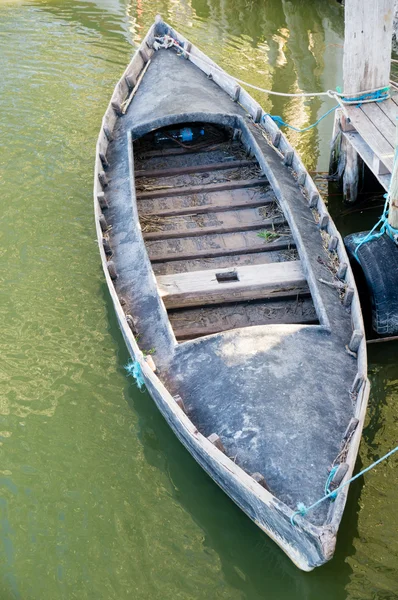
(125, 360), (145, 389)
(354, 193), (398, 258)
(340, 86), (390, 105)
(263, 105), (338, 133)
(324, 465), (339, 499)
(291, 444), (398, 526)
(263, 87), (390, 134)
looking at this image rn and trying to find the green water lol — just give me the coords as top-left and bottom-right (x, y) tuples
(0, 0), (397, 597)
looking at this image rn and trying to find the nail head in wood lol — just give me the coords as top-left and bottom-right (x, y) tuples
(337, 262), (348, 281)
(97, 192), (108, 209)
(272, 131), (281, 148)
(174, 394), (186, 412)
(308, 193), (319, 208)
(283, 151), (294, 167)
(107, 260), (117, 280)
(207, 433), (226, 453)
(319, 214), (329, 230)
(99, 152), (109, 169)
(349, 329), (363, 352)
(343, 287), (354, 307)
(328, 236), (338, 251)
(99, 214), (108, 232)
(98, 171), (109, 188)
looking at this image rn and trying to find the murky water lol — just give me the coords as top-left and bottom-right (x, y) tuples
(0, 0), (397, 597)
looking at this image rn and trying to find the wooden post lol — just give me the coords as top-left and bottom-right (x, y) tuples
(388, 118), (398, 230)
(343, 0), (393, 95)
(337, 0), (394, 203)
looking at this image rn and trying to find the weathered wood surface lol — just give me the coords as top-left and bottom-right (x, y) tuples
(169, 297), (317, 340)
(147, 231), (295, 263)
(336, 0), (394, 201)
(152, 249), (297, 275)
(143, 211), (286, 240)
(343, 0), (393, 94)
(136, 177), (268, 200)
(157, 261), (307, 308)
(388, 117), (398, 228)
(138, 187), (274, 217)
(135, 159), (255, 178)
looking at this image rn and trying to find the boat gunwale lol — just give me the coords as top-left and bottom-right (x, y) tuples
(93, 17), (370, 570)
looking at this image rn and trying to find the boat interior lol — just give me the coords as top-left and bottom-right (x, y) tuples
(133, 123), (319, 342)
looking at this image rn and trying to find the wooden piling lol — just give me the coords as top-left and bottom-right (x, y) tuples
(388, 118), (398, 230)
(334, 0), (394, 203)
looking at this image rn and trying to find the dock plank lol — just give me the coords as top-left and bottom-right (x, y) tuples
(376, 97), (398, 125)
(360, 102), (396, 147)
(345, 105), (394, 171)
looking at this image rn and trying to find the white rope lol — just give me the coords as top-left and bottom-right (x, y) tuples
(154, 36), (390, 105)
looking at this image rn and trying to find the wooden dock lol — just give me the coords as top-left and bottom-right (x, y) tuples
(340, 95), (398, 192)
(333, 0), (397, 201)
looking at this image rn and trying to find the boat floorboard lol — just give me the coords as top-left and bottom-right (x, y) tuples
(170, 296), (317, 340)
(152, 248), (298, 275)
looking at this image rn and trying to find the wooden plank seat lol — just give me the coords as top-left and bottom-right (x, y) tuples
(157, 261), (307, 308)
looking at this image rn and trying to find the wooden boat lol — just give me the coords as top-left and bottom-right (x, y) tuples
(94, 16), (369, 571)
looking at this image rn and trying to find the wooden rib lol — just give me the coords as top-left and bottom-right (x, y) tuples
(136, 178), (268, 200)
(148, 235), (295, 263)
(157, 261), (307, 309)
(143, 215), (286, 241)
(135, 159), (256, 178)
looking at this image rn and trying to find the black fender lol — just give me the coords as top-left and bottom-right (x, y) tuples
(344, 232), (398, 335)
